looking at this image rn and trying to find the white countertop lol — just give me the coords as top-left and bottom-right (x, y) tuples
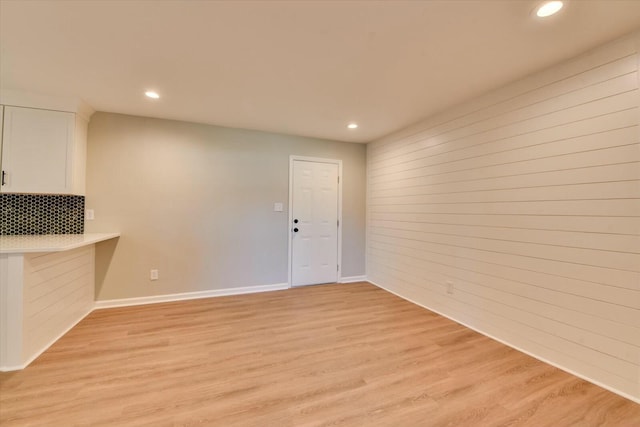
(0, 233), (121, 254)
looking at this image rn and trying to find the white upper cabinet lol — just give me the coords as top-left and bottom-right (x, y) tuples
(1, 106), (87, 195)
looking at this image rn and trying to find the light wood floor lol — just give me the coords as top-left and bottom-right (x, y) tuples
(1, 282), (638, 426)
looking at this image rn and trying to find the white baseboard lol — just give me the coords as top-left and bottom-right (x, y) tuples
(0, 306), (93, 372)
(338, 275), (367, 283)
(94, 283), (290, 309)
(367, 279), (640, 405)
(3, 283), (291, 371)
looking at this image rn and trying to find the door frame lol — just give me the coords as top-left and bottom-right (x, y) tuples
(288, 155), (343, 288)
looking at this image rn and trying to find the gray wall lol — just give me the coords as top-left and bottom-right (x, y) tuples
(86, 112), (366, 301)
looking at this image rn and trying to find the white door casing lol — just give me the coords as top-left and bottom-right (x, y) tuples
(289, 157), (342, 287)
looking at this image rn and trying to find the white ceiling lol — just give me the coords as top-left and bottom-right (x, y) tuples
(2, 1), (640, 143)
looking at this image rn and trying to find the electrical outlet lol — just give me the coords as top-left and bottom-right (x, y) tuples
(446, 280), (454, 295)
(150, 269), (159, 281)
(86, 209), (95, 220)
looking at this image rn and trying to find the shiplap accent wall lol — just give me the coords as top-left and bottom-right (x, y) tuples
(22, 246), (94, 362)
(367, 33), (640, 401)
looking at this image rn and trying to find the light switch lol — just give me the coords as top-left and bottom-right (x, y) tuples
(86, 209), (95, 220)
(274, 202), (283, 212)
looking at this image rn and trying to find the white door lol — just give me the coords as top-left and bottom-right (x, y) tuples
(291, 160), (339, 286)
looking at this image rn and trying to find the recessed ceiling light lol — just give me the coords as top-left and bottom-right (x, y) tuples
(347, 123), (358, 129)
(536, 1), (563, 17)
(145, 91), (160, 99)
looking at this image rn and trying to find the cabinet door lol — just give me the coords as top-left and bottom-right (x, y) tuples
(1, 106), (75, 194)
(0, 106), (3, 176)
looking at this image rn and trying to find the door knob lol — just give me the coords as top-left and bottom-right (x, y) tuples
(293, 228), (299, 232)
(294, 219), (299, 224)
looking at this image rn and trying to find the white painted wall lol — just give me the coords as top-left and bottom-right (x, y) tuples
(367, 33), (640, 401)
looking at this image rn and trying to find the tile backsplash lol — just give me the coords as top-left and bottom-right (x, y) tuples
(0, 194), (85, 235)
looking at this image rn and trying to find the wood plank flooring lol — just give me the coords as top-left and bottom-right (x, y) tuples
(1, 282), (638, 426)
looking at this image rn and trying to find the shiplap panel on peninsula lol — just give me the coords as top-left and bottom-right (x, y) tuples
(22, 246), (95, 362)
(366, 33), (640, 401)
